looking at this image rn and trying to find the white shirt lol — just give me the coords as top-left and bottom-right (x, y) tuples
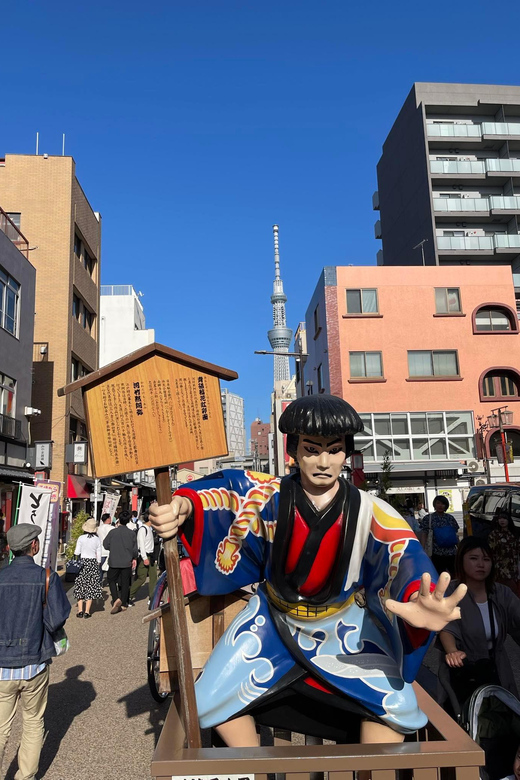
(477, 600), (498, 650)
(97, 524), (113, 556)
(75, 533), (101, 563)
(137, 525), (154, 560)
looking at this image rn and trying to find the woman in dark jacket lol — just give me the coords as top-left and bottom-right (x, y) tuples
(440, 536), (520, 703)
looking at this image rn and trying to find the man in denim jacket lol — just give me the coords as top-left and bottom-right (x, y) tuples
(0, 523), (71, 780)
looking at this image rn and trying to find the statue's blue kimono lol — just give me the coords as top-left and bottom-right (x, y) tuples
(176, 470), (437, 734)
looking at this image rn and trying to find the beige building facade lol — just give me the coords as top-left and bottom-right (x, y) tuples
(0, 154), (101, 509)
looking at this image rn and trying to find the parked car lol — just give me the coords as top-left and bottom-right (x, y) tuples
(465, 483), (520, 538)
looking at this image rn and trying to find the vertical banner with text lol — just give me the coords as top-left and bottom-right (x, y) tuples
(18, 485), (52, 567)
(101, 492), (121, 522)
(34, 480), (61, 570)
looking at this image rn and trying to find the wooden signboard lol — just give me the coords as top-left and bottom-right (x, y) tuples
(58, 343), (237, 479)
(58, 342), (238, 749)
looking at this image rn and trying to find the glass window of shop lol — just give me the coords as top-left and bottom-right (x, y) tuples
(356, 411), (475, 462)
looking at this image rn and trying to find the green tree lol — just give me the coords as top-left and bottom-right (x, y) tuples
(379, 451), (395, 505)
(65, 509), (89, 560)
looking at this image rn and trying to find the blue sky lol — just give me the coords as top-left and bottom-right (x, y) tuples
(3, 0), (520, 438)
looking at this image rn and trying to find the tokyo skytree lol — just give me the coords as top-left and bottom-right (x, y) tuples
(267, 224), (292, 383)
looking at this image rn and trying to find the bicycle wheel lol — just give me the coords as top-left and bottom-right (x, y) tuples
(147, 573), (169, 703)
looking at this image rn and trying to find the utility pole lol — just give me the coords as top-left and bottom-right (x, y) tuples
(489, 406), (510, 482)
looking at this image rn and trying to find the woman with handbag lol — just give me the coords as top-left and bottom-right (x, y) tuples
(440, 536), (520, 708)
(419, 495), (459, 575)
(73, 517), (103, 619)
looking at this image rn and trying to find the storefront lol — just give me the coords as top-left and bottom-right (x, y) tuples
(0, 466), (36, 530)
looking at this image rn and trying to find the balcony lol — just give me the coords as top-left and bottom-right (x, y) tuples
(486, 158), (520, 173)
(427, 123), (481, 138)
(433, 195), (520, 214)
(0, 414), (22, 440)
(437, 234), (520, 253)
(374, 220), (382, 239)
(482, 121), (520, 138)
(437, 236), (493, 251)
(430, 158), (520, 177)
(433, 197), (489, 213)
(0, 208), (29, 258)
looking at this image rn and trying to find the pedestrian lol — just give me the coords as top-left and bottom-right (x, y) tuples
(73, 517), (103, 619)
(488, 511), (520, 597)
(0, 524), (70, 780)
(0, 517), (7, 571)
(403, 508), (420, 535)
(499, 742), (520, 780)
(419, 495), (459, 575)
(97, 513), (113, 585)
(416, 501), (428, 521)
(440, 537), (520, 706)
(103, 509), (137, 614)
(129, 512), (157, 606)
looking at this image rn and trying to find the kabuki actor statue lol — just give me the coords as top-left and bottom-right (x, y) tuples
(150, 395), (466, 746)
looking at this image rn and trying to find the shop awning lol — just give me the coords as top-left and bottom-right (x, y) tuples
(67, 474), (91, 499)
(0, 466), (35, 482)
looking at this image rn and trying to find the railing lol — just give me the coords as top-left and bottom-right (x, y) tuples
(151, 684), (484, 780)
(430, 158), (520, 175)
(437, 234), (520, 251)
(433, 195), (520, 212)
(0, 208), (29, 258)
(0, 414), (22, 440)
(437, 236), (493, 251)
(100, 285), (134, 296)
(482, 121), (520, 136)
(427, 123), (481, 137)
(433, 197), (488, 212)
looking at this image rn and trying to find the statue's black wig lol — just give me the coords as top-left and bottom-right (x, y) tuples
(278, 394), (363, 459)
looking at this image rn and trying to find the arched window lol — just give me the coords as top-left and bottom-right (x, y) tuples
(479, 367), (520, 401)
(472, 303), (518, 333)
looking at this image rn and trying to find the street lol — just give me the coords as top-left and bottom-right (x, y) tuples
(0, 584), (166, 780)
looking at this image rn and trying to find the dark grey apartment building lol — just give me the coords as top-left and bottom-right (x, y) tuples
(0, 208), (36, 527)
(375, 82), (520, 273)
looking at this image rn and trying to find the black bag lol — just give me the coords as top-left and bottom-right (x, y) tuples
(450, 598), (500, 707)
(64, 556), (83, 582)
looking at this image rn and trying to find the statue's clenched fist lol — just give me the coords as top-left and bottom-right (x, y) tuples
(149, 496), (193, 540)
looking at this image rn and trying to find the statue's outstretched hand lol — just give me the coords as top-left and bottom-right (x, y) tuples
(149, 496), (193, 540)
(385, 572), (467, 632)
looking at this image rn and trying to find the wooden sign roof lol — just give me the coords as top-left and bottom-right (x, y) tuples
(57, 343), (238, 479)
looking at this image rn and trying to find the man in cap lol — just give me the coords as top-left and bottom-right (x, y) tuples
(0, 523), (70, 780)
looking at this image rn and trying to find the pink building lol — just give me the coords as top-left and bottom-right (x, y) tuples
(304, 265), (520, 514)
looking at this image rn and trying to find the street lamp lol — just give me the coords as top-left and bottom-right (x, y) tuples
(254, 349), (309, 398)
(488, 406), (512, 482)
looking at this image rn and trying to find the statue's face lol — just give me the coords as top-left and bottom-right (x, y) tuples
(296, 435), (346, 491)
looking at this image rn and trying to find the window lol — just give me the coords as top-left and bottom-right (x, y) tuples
(435, 288), (461, 313)
(314, 304), (320, 336)
(74, 233), (82, 259)
(71, 358), (89, 382)
(6, 213), (21, 229)
(83, 248), (95, 276)
(69, 416), (87, 443)
(482, 371), (519, 399)
(355, 410), (475, 462)
(0, 374), (15, 417)
(0, 266), (20, 337)
(317, 363), (324, 393)
(350, 351), (383, 378)
(346, 288), (378, 314)
(82, 306), (94, 332)
(72, 294), (80, 319)
(475, 307), (512, 332)
(408, 350), (459, 377)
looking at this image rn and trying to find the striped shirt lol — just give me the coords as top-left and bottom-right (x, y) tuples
(0, 662), (47, 681)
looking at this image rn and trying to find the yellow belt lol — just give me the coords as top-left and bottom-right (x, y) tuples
(266, 583), (353, 621)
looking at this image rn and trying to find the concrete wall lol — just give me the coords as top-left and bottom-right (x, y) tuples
(0, 230), (36, 465)
(99, 291), (155, 367)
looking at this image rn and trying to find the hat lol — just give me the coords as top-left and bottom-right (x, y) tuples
(82, 518), (97, 533)
(7, 523), (42, 551)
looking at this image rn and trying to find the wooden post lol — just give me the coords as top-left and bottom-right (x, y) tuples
(155, 467), (201, 748)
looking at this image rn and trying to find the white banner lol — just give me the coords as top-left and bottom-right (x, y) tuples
(101, 492), (120, 521)
(18, 485), (53, 567)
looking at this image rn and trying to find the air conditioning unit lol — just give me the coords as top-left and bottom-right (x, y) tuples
(466, 459), (483, 473)
(475, 478), (487, 486)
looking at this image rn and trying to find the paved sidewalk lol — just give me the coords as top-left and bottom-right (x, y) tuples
(1, 585), (166, 780)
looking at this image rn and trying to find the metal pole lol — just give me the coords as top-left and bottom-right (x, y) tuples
(36, 132), (39, 156)
(93, 477), (99, 521)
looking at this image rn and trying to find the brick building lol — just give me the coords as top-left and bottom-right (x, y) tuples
(250, 418), (270, 457)
(0, 154), (101, 512)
